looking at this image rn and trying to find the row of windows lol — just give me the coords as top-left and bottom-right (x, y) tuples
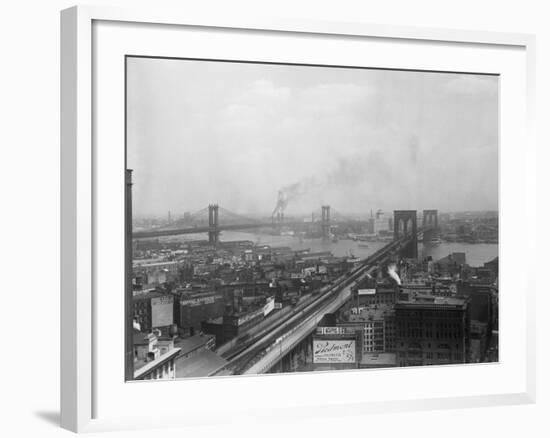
(397, 329), (463, 339)
(398, 342), (462, 349)
(398, 352), (464, 361)
(398, 311), (462, 319)
(397, 322), (463, 330)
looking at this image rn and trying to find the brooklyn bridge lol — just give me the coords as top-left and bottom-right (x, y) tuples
(132, 203), (439, 253)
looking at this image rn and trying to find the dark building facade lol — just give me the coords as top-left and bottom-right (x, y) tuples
(395, 296), (470, 367)
(457, 281), (497, 328)
(176, 292), (225, 336)
(220, 307), (265, 343)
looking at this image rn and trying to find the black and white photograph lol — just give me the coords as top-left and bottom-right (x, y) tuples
(126, 56), (499, 381)
(3, 0), (547, 435)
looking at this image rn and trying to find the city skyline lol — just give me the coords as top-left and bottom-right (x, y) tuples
(127, 57), (498, 217)
(126, 57), (499, 381)
(132, 208), (499, 221)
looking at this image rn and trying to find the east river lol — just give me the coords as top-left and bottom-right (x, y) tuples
(169, 230), (498, 267)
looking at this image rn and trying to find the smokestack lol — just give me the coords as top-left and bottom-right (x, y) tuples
(125, 169), (134, 381)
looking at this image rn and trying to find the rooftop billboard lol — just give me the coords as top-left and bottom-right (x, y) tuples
(313, 339), (356, 364)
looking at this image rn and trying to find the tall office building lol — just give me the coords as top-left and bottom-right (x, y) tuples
(395, 296), (470, 367)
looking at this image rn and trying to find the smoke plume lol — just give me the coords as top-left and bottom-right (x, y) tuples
(272, 176), (321, 216)
(272, 149), (396, 215)
(387, 263), (402, 285)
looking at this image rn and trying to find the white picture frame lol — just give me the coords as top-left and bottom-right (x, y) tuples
(60, 5), (536, 433)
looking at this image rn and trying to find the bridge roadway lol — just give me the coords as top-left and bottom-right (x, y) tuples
(210, 234), (416, 376)
(245, 281), (355, 375)
(132, 221), (306, 239)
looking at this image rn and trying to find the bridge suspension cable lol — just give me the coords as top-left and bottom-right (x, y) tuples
(217, 206), (262, 224)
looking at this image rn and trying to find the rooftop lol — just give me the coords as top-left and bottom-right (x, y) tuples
(396, 295), (467, 309)
(175, 350), (228, 378)
(436, 252), (466, 266)
(132, 290), (169, 302)
(134, 347), (181, 380)
(133, 260), (180, 268)
(133, 331), (155, 345)
(174, 334), (215, 355)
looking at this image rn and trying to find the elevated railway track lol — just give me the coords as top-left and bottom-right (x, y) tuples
(210, 232), (420, 376)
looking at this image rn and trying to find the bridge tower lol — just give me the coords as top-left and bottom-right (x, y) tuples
(321, 205), (331, 240)
(208, 204), (220, 245)
(422, 209), (438, 244)
(393, 210), (418, 259)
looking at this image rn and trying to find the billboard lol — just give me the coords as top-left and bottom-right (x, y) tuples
(315, 326), (356, 336)
(237, 307), (264, 326)
(313, 339), (356, 363)
(151, 295), (174, 327)
(357, 288), (376, 295)
(180, 295), (219, 307)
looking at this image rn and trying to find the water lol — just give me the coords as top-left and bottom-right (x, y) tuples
(419, 242), (498, 267)
(222, 231), (388, 259)
(171, 231), (498, 267)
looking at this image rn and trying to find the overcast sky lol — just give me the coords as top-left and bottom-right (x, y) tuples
(127, 57), (498, 218)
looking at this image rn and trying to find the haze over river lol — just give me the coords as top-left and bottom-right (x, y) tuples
(168, 230), (498, 267)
